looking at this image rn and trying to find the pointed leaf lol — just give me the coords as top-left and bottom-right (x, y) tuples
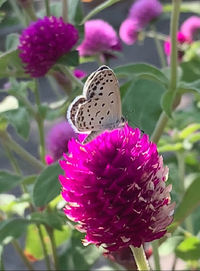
(0, 218), (32, 243)
(0, 171), (22, 193)
(57, 51), (79, 67)
(33, 162), (63, 207)
(122, 79), (166, 135)
(161, 91), (175, 118)
(31, 212), (63, 231)
(174, 176), (200, 224)
(175, 236), (200, 261)
(2, 107), (30, 140)
(114, 63), (169, 87)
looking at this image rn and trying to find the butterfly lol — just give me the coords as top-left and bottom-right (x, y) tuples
(67, 65), (125, 144)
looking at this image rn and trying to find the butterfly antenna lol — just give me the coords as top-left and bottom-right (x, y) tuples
(123, 110), (144, 133)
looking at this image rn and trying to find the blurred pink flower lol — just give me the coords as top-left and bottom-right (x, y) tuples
(164, 32), (191, 64)
(181, 16), (200, 42)
(73, 69), (87, 79)
(45, 121), (78, 161)
(129, 0), (162, 28)
(119, 19), (140, 45)
(77, 19), (122, 60)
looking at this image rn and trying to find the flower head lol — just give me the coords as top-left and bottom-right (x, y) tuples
(119, 19), (140, 45)
(77, 19), (122, 60)
(59, 124), (175, 252)
(73, 69), (87, 79)
(181, 16), (200, 42)
(164, 32), (191, 64)
(46, 121), (78, 161)
(18, 16), (79, 77)
(129, 0), (162, 28)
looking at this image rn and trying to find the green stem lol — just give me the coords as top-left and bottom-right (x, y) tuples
(150, 24), (167, 68)
(12, 239), (35, 271)
(47, 229), (59, 270)
(8, 0), (26, 26)
(150, 111), (168, 143)
(34, 80), (45, 164)
(45, 0), (51, 16)
(37, 225), (52, 270)
(130, 245), (150, 271)
(4, 146), (21, 175)
(152, 240), (161, 270)
(169, 0), (182, 93)
(150, 0), (182, 144)
(14, 93), (38, 119)
(0, 131), (45, 172)
(58, 65), (84, 89)
(144, 31), (168, 42)
(23, 3), (38, 21)
(176, 152), (194, 234)
(62, 0), (68, 22)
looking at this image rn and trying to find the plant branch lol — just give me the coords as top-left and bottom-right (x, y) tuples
(45, 0), (51, 16)
(150, 24), (167, 68)
(58, 65), (84, 90)
(34, 80), (45, 164)
(130, 245), (150, 271)
(150, 0), (182, 144)
(0, 131), (45, 172)
(12, 239), (35, 271)
(62, 0), (68, 22)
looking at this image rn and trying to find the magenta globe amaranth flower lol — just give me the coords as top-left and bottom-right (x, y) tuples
(164, 32), (191, 64)
(129, 0), (163, 28)
(18, 16), (79, 77)
(77, 19), (122, 60)
(181, 16), (200, 42)
(59, 124), (175, 252)
(119, 19), (140, 45)
(46, 121), (78, 161)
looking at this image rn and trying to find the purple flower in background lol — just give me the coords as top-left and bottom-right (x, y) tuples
(46, 121), (78, 162)
(73, 69), (87, 79)
(164, 32), (191, 64)
(119, 19), (140, 45)
(59, 124), (175, 252)
(18, 16), (79, 77)
(129, 0), (162, 28)
(77, 19), (122, 60)
(181, 16), (200, 42)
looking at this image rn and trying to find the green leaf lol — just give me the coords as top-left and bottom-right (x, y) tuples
(180, 59), (200, 83)
(114, 63), (169, 87)
(0, 0), (7, 8)
(33, 162), (63, 207)
(122, 79), (166, 135)
(0, 218), (32, 243)
(174, 176), (200, 224)
(177, 80), (200, 95)
(175, 236), (200, 261)
(24, 224), (71, 260)
(158, 143), (183, 153)
(22, 175), (37, 185)
(57, 51), (79, 67)
(68, 0), (80, 23)
(120, 80), (133, 100)
(31, 212), (63, 231)
(58, 230), (103, 270)
(163, 2), (200, 14)
(0, 171), (22, 193)
(179, 123), (200, 139)
(6, 34), (20, 51)
(81, 0), (122, 24)
(1, 107), (30, 140)
(161, 91), (175, 118)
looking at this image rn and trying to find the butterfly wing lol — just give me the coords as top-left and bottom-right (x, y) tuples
(74, 88), (122, 132)
(67, 95), (86, 133)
